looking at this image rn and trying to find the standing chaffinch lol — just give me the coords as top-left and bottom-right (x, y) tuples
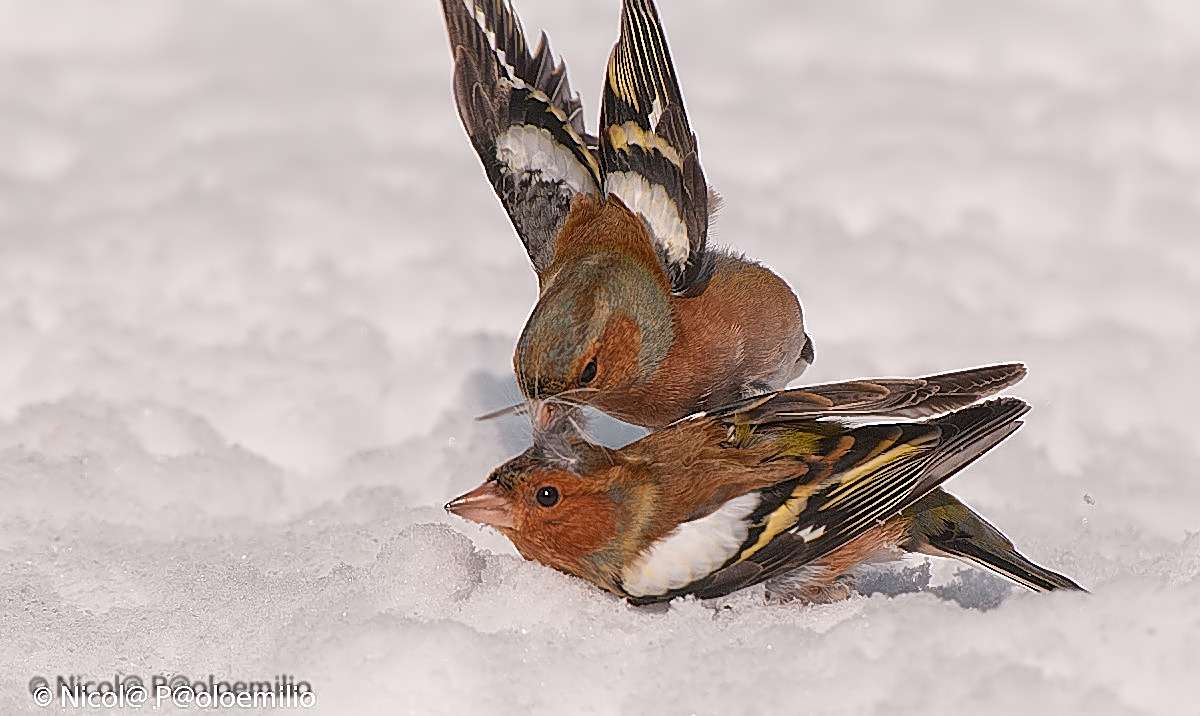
(442, 0), (813, 431)
(446, 367), (1084, 604)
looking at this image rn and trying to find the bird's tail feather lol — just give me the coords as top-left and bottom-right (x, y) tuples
(937, 534), (1087, 592)
(904, 489), (1086, 592)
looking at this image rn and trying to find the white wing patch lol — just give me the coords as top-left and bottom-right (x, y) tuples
(649, 97), (664, 131)
(794, 524), (826, 542)
(496, 125), (596, 195)
(620, 493), (760, 598)
(604, 171), (689, 265)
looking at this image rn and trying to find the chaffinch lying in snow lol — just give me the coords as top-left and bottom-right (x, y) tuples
(443, 0), (813, 431)
(447, 365), (1084, 603)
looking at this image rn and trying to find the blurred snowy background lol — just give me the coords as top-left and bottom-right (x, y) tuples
(1, 0), (1197, 713)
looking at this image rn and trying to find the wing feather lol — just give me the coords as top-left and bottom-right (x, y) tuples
(441, 0), (602, 273)
(693, 363), (1027, 426)
(627, 398), (1030, 603)
(600, 0), (709, 294)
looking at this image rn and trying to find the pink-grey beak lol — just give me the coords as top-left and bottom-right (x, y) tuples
(445, 482), (514, 529)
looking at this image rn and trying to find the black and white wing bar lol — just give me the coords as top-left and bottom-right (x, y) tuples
(601, 0), (709, 294)
(442, 0), (602, 273)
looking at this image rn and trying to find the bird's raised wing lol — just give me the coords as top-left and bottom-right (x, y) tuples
(600, 0), (710, 295)
(441, 0), (602, 273)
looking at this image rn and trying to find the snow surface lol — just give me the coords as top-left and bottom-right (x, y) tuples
(2, 0), (1198, 713)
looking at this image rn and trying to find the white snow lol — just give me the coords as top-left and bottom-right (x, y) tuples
(1, 0), (1197, 714)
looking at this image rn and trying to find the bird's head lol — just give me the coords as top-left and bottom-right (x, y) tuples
(445, 450), (629, 578)
(513, 247), (674, 431)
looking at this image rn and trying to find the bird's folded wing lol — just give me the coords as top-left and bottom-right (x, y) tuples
(629, 398), (1030, 603)
(693, 363), (1027, 425)
(600, 0), (709, 295)
(441, 0), (602, 273)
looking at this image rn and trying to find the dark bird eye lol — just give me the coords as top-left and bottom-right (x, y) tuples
(535, 486), (560, 508)
(579, 358), (597, 385)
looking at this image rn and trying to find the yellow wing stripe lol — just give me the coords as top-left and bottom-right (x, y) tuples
(735, 483), (817, 562)
(842, 465), (923, 533)
(605, 122), (684, 168)
(629, 4), (668, 110)
(854, 428), (902, 469)
(608, 53), (635, 107)
(717, 428), (940, 570)
(734, 442), (923, 563)
(820, 436), (935, 509)
(608, 1), (673, 116)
